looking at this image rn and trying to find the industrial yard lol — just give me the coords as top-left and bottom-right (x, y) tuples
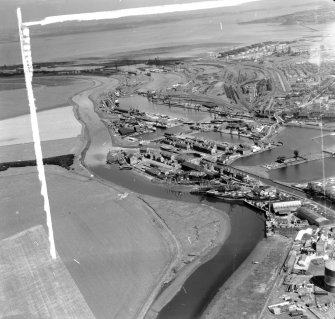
(264, 226), (335, 319)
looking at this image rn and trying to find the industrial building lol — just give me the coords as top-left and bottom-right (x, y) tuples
(325, 260), (335, 293)
(296, 207), (330, 226)
(272, 200), (302, 215)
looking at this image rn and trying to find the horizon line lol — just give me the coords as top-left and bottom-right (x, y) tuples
(23, 0), (260, 26)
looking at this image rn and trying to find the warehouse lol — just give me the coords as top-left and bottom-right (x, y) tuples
(118, 127), (135, 136)
(272, 200), (302, 215)
(296, 207), (330, 226)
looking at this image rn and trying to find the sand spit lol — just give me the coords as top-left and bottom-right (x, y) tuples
(201, 235), (292, 319)
(0, 225), (95, 318)
(0, 106), (81, 146)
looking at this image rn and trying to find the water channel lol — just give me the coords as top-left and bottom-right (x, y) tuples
(119, 95), (211, 122)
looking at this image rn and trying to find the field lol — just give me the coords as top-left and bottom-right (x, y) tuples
(0, 225), (95, 318)
(0, 165), (173, 319)
(0, 163), (228, 319)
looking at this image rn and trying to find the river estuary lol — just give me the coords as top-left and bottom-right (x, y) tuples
(75, 78), (265, 318)
(78, 79), (335, 318)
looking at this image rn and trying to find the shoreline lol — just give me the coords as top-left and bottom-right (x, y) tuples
(146, 203), (230, 319)
(69, 75), (232, 318)
(201, 235), (292, 319)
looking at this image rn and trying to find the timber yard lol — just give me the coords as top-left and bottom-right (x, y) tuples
(3, 6), (335, 318)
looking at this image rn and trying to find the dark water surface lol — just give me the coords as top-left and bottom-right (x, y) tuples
(119, 95), (211, 122)
(233, 127), (335, 183)
(234, 127), (326, 167)
(157, 202), (264, 319)
(268, 158), (335, 183)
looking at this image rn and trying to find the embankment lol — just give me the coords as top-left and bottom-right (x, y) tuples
(201, 235), (292, 319)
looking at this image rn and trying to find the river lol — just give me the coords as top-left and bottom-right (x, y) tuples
(74, 74), (335, 318)
(73, 77), (266, 318)
(91, 159), (265, 319)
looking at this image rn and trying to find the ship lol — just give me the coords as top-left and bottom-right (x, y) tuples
(154, 122), (168, 129)
(204, 190), (244, 202)
(119, 164), (133, 170)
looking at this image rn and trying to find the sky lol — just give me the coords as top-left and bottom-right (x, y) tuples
(0, 0), (327, 32)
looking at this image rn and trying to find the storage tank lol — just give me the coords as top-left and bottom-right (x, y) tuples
(324, 260), (335, 292)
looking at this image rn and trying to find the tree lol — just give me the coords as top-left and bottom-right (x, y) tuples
(293, 150), (299, 158)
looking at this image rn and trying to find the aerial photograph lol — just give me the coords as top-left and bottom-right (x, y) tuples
(2, 0), (335, 318)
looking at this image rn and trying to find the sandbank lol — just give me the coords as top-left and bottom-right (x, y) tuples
(0, 106), (81, 146)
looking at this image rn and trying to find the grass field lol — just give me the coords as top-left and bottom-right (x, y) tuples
(0, 225), (95, 318)
(0, 165), (173, 319)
